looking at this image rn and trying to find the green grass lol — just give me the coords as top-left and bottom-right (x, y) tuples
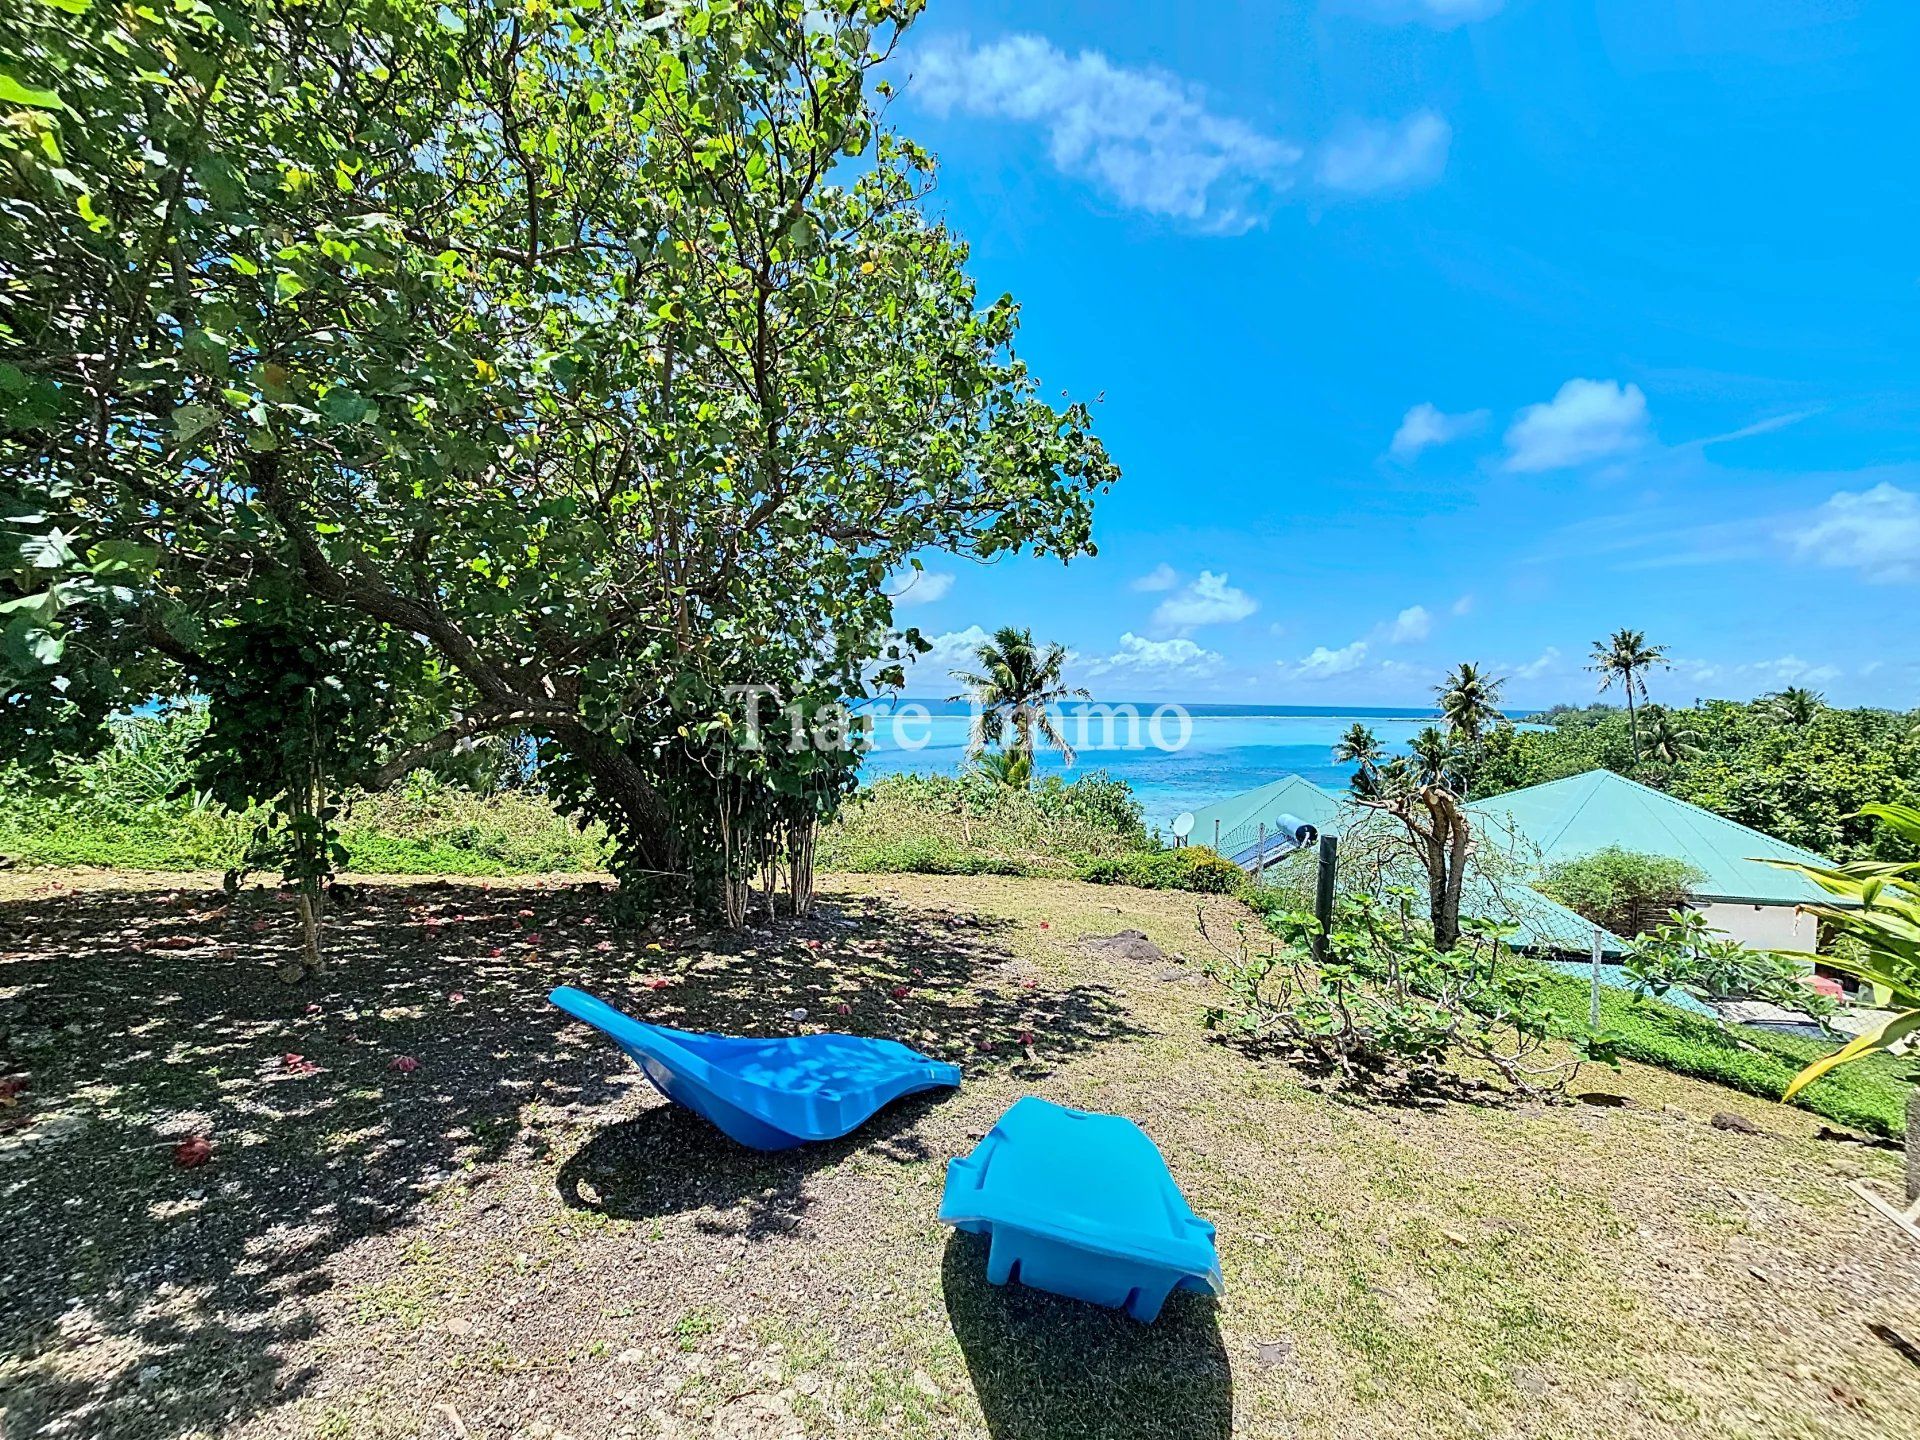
(0, 785), (605, 876)
(1533, 969), (1915, 1137)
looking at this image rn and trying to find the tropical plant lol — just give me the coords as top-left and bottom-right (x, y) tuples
(1199, 892), (1614, 1096)
(1539, 847), (1703, 937)
(1333, 721), (1386, 798)
(969, 747), (1033, 789)
(1587, 629), (1671, 761)
(1354, 726), (1473, 949)
(1767, 803), (1920, 1099)
(1622, 911), (1834, 1018)
(1763, 686), (1826, 727)
(948, 626), (1088, 772)
(1639, 704), (1699, 766)
(0, 0), (1116, 925)
(1436, 662), (1505, 743)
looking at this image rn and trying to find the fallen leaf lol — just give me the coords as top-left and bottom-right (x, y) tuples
(173, 1136), (214, 1169)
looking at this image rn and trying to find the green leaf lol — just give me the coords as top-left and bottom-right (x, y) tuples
(1782, 1008), (1920, 1101)
(172, 403), (218, 441)
(0, 71), (65, 111)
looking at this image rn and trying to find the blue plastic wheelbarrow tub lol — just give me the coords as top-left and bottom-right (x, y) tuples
(940, 1096), (1223, 1322)
(549, 986), (961, 1150)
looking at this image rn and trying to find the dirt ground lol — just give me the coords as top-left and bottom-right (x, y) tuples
(2, 867), (1918, 1440)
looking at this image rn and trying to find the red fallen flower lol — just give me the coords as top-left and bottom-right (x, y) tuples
(1038, 921), (1050, 930)
(517, 908), (535, 919)
(1017, 1030), (1034, 1047)
(388, 1055), (419, 1073)
(282, 1053), (305, 1069)
(805, 939), (822, 951)
(911, 966), (923, 977)
(173, 1136), (214, 1169)
(305, 1003), (323, 1015)
(594, 940), (613, 952)
(644, 978), (671, 991)
(488, 948), (504, 959)
(979, 1039), (996, 1052)
(523, 932), (542, 944)
(250, 919), (269, 934)
(891, 985), (911, 1000)
(836, 1003), (852, 1016)
(1020, 979), (1037, 991)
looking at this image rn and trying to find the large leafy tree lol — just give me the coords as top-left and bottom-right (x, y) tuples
(1, 0), (1116, 916)
(947, 625), (1086, 773)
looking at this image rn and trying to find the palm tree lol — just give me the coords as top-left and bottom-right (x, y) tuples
(1401, 724), (1458, 790)
(1588, 629), (1670, 761)
(948, 625), (1087, 772)
(1435, 662), (1505, 744)
(1762, 686), (1825, 727)
(1333, 721), (1386, 798)
(969, 747), (1033, 789)
(1640, 705), (1699, 766)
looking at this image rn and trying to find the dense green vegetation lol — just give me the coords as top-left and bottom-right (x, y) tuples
(1079, 847), (1245, 893)
(1531, 969), (1913, 1138)
(1474, 697), (1920, 860)
(1537, 846), (1703, 936)
(815, 771), (1153, 878)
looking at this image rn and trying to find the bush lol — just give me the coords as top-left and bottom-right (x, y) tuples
(816, 771), (1152, 878)
(1200, 893), (1610, 1096)
(1538, 847), (1702, 936)
(1079, 847), (1243, 893)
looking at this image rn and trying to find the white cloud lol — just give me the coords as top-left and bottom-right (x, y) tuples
(913, 35), (1302, 232)
(1387, 605), (1432, 643)
(1389, 402), (1489, 460)
(1793, 483), (1920, 584)
(1511, 646), (1561, 681)
(1280, 640), (1370, 682)
(1503, 378), (1651, 473)
(1129, 562), (1179, 593)
(1317, 111), (1452, 194)
(1451, 593), (1475, 616)
(1081, 632), (1224, 679)
(890, 570), (954, 606)
(1673, 655), (1841, 690)
(1337, 0), (1505, 26)
(913, 625), (990, 670)
(1152, 569), (1258, 629)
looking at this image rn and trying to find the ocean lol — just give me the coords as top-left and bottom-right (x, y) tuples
(854, 701), (1476, 834)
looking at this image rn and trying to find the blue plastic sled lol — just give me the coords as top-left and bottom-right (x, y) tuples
(940, 1096), (1223, 1322)
(549, 986), (962, 1150)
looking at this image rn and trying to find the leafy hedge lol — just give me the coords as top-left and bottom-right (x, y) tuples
(1079, 847), (1244, 893)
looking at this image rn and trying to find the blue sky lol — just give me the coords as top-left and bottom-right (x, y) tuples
(877, 0), (1920, 709)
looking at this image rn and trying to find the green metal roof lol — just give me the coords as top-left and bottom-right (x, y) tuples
(1189, 773), (1627, 955)
(1183, 773), (1347, 857)
(1465, 769), (1835, 907)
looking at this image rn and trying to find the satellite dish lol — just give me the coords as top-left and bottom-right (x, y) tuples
(1171, 812), (1195, 840)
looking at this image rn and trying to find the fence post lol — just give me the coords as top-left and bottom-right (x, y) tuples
(1256, 822), (1265, 878)
(1589, 925), (1604, 1029)
(1213, 818), (1220, 853)
(1313, 835), (1339, 965)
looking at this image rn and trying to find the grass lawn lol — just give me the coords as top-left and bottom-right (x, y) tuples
(2, 868), (1918, 1439)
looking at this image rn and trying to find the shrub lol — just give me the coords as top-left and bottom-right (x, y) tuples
(1199, 891), (1612, 1097)
(816, 771), (1151, 878)
(1079, 847), (1243, 893)
(1622, 911), (1836, 1017)
(1539, 847), (1703, 936)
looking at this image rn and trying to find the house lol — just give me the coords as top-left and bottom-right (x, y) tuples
(1464, 769), (1837, 952)
(1183, 774), (1631, 958)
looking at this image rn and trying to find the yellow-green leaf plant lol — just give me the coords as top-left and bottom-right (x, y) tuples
(1767, 803), (1920, 1100)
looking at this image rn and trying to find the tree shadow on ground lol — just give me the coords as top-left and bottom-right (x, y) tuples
(0, 878), (1141, 1440)
(554, 1091), (947, 1239)
(941, 1233), (1231, 1440)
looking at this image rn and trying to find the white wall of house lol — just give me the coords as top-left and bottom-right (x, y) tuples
(1696, 900), (1816, 953)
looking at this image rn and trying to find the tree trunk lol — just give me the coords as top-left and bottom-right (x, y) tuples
(1908, 1088), (1919, 1203)
(1626, 683), (1640, 762)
